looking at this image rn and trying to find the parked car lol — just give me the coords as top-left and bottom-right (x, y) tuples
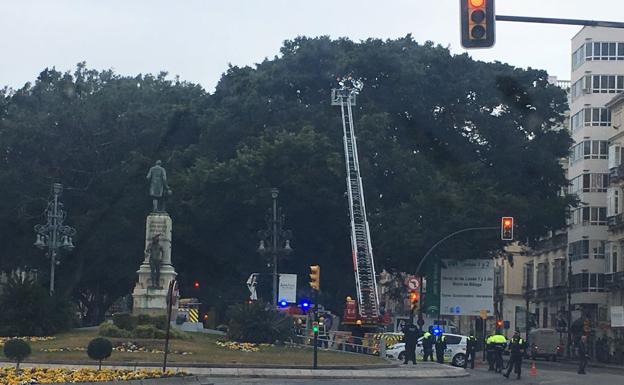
(385, 333), (468, 367)
(526, 328), (561, 361)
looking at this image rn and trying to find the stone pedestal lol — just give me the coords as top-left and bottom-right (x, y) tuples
(132, 213), (177, 316)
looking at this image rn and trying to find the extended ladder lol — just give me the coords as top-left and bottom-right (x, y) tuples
(331, 81), (380, 322)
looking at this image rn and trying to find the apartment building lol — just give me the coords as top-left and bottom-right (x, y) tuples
(606, 92), (624, 335)
(568, 27), (624, 332)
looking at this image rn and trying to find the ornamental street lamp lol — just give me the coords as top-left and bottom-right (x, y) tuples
(34, 183), (76, 295)
(257, 188), (292, 306)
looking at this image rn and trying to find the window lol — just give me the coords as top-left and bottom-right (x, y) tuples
(552, 259), (566, 286)
(571, 272), (606, 292)
(570, 239), (606, 260)
(571, 108), (611, 131)
(591, 75), (624, 93)
(569, 140), (608, 163)
(444, 335), (462, 345)
(573, 41), (624, 69)
(569, 173), (608, 194)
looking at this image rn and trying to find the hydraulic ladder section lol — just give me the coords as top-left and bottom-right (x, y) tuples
(331, 81), (380, 322)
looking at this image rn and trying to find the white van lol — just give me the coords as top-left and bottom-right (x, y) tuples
(526, 328), (562, 361)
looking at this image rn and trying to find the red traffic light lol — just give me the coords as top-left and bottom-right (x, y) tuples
(501, 216), (514, 240)
(496, 319), (503, 328)
(460, 0), (496, 49)
(409, 291), (420, 303)
(193, 280), (200, 289)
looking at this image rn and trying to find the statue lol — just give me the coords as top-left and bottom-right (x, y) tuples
(146, 160), (172, 212)
(146, 234), (163, 288)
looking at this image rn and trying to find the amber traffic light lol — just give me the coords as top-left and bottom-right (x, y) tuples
(501, 216), (514, 241)
(460, 0), (496, 48)
(409, 290), (420, 310)
(309, 265), (321, 291)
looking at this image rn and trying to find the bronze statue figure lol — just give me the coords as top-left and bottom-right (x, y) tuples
(146, 160), (172, 212)
(146, 234), (163, 288)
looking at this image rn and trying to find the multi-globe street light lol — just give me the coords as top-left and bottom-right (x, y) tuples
(257, 188), (292, 306)
(34, 183), (76, 295)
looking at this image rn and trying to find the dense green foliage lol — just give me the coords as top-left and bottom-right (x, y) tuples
(0, 276), (75, 336)
(87, 337), (112, 369)
(227, 302), (294, 343)
(0, 36), (573, 322)
(3, 339), (31, 369)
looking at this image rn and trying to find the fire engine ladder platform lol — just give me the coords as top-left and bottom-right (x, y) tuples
(331, 86), (380, 322)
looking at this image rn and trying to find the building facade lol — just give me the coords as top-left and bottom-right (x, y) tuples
(606, 92), (624, 342)
(567, 27), (624, 332)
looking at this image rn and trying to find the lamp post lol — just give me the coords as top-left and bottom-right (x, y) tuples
(257, 188), (292, 306)
(34, 183), (76, 295)
(567, 252), (573, 358)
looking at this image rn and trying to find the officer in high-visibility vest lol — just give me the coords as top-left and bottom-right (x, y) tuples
(491, 333), (507, 373)
(435, 333), (447, 364)
(486, 334), (496, 371)
(422, 327), (434, 362)
(504, 330), (526, 379)
(464, 334), (477, 369)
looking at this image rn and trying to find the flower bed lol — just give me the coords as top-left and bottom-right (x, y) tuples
(0, 367), (186, 384)
(0, 337), (55, 347)
(215, 341), (271, 353)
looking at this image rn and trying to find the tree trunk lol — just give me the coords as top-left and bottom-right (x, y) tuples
(99, 359), (102, 370)
(16, 360), (20, 371)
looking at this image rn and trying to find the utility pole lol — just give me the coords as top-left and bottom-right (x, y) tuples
(34, 183), (76, 295)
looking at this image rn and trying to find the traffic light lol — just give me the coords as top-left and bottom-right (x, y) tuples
(409, 290), (420, 310)
(501, 216), (514, 240)
(193, 280), (200, 289)
(496, 319), (503, 329)
(460, 0), (496, 49)
(309, 265), (320, 291)
(312, 321), (319, 333)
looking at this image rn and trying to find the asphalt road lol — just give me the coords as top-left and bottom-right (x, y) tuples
(198, 361), (622, 385)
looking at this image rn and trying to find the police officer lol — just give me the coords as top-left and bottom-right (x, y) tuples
(504, 331), (526, 379)
(577, 335), (589, 375)
(491, 333), (507, 373)
(486, 334), (496, 371)
(464, 334), (477, 369)
(435, 333), (447, 364)
(422, 326), (434, 361)
(402, 322), (419, 365)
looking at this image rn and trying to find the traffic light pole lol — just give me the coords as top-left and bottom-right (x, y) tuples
(313, 290), (318, 369)
(496, 15), (624, 29)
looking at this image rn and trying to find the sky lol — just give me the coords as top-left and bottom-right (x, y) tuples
(0, 0), (621, 92)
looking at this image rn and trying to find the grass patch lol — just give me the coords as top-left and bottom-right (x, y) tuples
(1, 329), (385, 366)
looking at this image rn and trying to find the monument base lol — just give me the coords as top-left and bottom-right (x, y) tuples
(132, 213), (177, 316)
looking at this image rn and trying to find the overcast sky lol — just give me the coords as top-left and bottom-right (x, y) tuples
(1, 0), (621, 92)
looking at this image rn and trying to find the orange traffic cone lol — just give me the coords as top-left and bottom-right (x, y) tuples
(530, 361), (537, 377)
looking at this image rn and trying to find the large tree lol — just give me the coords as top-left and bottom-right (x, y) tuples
(0, 36), (573, 320)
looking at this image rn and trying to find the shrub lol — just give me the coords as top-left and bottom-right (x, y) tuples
(227, 302), (294, 344)
(137, 314), (167, 330)
(133, 324), (157, 339)
(3, 339), (31, 370)
(87, 338), (113, 370)
(0, 276), (75, 336)
(112, 313), (137, 331)
(99, 323), (131, 338)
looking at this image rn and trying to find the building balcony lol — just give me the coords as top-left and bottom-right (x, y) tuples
(610, 164), (624, 184)
(606, 272), (624, 288)
(608, 213), (624, 230)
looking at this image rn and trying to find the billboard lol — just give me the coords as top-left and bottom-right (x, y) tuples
(440, 259), (494, 316)
(278, 274), (297, 303)
(611, 306), (624, 327)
